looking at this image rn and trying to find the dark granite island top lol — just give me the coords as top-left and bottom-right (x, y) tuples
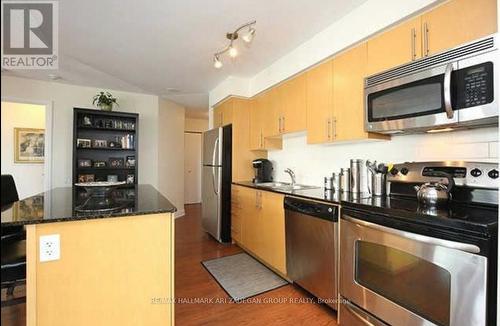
(1, 184), (177, 226)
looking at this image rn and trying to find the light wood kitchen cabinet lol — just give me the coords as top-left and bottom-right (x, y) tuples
(213, 100), (233, 127)
(233, 186), (286, 275)
(421, 0), (497, 57)
(367, 17), (422, 75)
(333, 44), (389, 142)
(306, 59), (334, 144)
(231, 185), (243, 242)
(260, 191), (286, 275)
(267, 74), (307, 137)
(250, 93), (282, 151)
(282, 73), (307, 134)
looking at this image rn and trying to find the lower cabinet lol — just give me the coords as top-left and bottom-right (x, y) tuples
(232, 185), (286, 275)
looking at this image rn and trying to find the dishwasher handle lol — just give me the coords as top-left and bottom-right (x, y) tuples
(284, 197), (338, 222)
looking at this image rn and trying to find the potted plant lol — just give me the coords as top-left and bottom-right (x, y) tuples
(93, 91), (118, 111)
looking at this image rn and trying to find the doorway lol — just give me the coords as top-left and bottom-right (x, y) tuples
(184, 132), (203, 204)
(1, 101), (51, 199)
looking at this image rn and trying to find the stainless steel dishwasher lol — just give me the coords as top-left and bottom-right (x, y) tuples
(285, 196), (339, 310)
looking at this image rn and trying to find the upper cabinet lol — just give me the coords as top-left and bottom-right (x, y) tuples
(281, 74), (307, 134)
(333, 43), (388, 142)
(367, 17), (422, 76)
(212, 100), (233, 128)
(306, 59), (334, 144)
(250, 93), (282, 151)
(367, 0), (497, 75)
(421, 0), (497, 56)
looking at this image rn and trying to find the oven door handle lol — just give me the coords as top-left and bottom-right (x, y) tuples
(443, 62), (454, 119)
(343, 215), (480, 254)
(344, 301), (388, 326)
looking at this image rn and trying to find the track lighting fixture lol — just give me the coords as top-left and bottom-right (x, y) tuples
(213, 20), (256, 69)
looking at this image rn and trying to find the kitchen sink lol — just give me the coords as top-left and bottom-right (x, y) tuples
(256, 182), (319, 191)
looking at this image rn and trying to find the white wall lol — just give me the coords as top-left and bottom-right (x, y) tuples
(2, 76), (160, 188)
(1, 102), (46, 198)
(268, 128), (499, 186)
(158, 99), (186, 217)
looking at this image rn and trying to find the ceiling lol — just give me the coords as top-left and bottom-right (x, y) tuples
(3, 0), (368, 116)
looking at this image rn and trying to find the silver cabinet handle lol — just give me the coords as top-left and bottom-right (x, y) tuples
(443, 62), (454, 119)
(282, 116), (285, 133)
(423, 22), (429, 57)
(332, 117), (337, 139)
(411, 28), (416, 61)
(342, 215), (480, 254)
(327, 118), (331, 140)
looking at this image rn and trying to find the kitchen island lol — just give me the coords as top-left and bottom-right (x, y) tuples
(1, 185), (176, 326)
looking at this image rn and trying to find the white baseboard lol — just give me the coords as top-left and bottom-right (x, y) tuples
(174, 209), (186, 218)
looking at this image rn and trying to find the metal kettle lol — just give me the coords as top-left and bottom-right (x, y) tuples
(414, 172), (455, 206)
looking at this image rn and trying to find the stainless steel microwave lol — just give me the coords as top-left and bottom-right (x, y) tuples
(365, 34), (498, 134)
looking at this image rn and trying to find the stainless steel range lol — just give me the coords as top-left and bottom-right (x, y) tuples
(339, 161), (498, 326)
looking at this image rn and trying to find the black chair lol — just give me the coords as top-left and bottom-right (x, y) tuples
(1, 175), (26, 307)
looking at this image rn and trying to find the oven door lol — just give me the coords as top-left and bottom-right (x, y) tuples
(365, 63), (459, 133)
(340, 215), (487, 326)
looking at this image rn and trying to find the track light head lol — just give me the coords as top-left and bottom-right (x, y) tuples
(213, 55), (223, 69)
(242, 27), (256, 43)
(228, 45), (238, 58)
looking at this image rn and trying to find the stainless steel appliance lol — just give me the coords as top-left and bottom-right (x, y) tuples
(201, 125), (231, 243)
(285, 197), (339, 310)
(252, 158), (273, 183)
(365, 34), (498, 134)
(340, 161), (498, 326)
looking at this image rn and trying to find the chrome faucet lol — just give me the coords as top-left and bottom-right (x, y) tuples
(284, 168), (296, 187)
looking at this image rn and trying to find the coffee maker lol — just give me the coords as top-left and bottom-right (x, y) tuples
(252, 159), (273, 183)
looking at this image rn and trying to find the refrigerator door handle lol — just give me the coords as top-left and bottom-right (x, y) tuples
(212, 166), (219, 195)
(212, 137), (220, 166)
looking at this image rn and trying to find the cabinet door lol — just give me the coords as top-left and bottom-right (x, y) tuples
(240, 187), (262, 254)
(422, 0), (497, 57)
(367, 17), (422, 75)
(265, 87), (283, 137)
(249, 97), (264, 150)
(213, 106), (223, 128)
(306, 59), (334, 144)
(282, 73), (307, 134)
(221, 101), (233, 126)
(334, 43), (387, 142)
(261, 191), (286, 275)
(231, 185), (242, 243)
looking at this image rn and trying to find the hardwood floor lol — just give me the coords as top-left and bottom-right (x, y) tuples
(1, 203), (338, 325)
(175, 204), (338, 325)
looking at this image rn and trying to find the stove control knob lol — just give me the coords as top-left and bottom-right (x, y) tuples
(470, 168), (482, 177)
(400, 167), (409, 175)
(390, 167), (399, 176)
(488, 169), (499, 179)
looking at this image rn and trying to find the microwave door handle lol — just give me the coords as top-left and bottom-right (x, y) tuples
(444, 63), (454, 119)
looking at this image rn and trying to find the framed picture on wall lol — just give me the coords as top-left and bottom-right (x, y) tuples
(14, 128), (45, 163)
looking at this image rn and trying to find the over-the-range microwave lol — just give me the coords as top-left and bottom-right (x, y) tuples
(365, 34), (498, 134)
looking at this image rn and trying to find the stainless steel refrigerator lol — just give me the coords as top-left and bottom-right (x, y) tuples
(201, 125), (231, 243)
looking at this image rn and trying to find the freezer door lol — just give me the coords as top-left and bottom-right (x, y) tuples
(202, 127), (222, 166)
(201, 165), (221, 240)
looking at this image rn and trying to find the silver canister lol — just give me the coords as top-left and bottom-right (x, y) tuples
(324, 176), (333, 190)
(370, 173), (386, 197)
(339, 168), (350, 192)
(350, 159), (369, 194)
(332, 173), (341, 192)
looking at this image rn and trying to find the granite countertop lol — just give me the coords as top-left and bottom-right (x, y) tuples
(1, 184), (177, 226)
(233, 181), (498, 238)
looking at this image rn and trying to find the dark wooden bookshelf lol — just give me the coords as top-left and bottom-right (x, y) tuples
(73, 108), (139, 187)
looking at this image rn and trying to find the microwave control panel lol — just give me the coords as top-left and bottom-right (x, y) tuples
(455, 62), (494, 108)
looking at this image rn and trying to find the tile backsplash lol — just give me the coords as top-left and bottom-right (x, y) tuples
(268, 127), (499, 186)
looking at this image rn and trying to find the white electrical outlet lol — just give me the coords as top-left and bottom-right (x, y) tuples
(39, 234), (60, 262)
